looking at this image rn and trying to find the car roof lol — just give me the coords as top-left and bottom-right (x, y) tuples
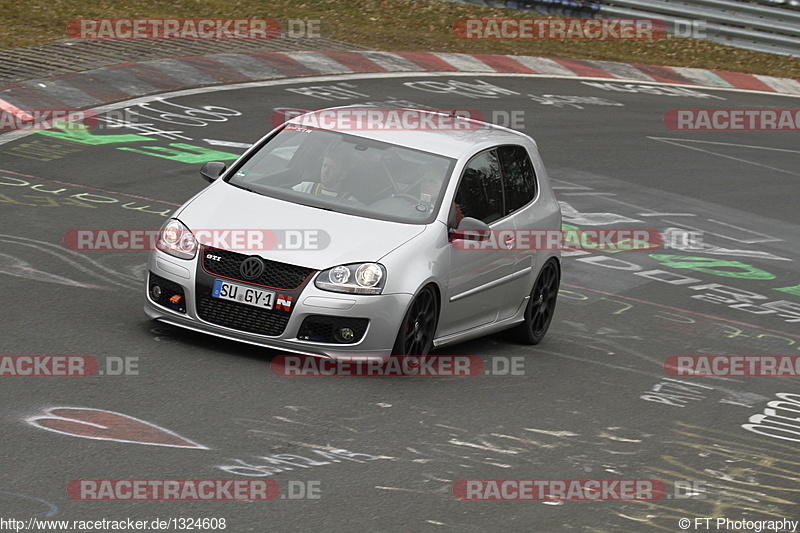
(286, 106), (534, 159)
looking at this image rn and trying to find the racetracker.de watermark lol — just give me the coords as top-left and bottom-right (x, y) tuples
(64, 228), (675, 252)
(453, 18), (667, 40)
(66, 18), (282, 39)
(0, 355), (97, 376)
(282, 108), (485, 131)
(0, 109), (97, 131)
(271, 355), (527, 377)
(63, 229), (328, 252)
(453, 229), (664, 251)
(664, 355), (800, 377)
(274, 108), (530, 130)
(67, 479), (279, 500)
(665, 109), (800, 130)
(453, 479), (667, 500)
(0, 356), (139, 377)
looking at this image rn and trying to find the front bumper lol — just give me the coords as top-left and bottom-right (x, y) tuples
(143, 250), (413, 358)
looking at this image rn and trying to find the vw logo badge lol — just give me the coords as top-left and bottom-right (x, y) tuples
(240, 256), (265, 280)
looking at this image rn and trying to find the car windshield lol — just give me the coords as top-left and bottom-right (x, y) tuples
(226, 125), (456, 224)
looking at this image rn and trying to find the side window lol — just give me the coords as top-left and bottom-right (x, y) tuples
(498, 145), (536, 215)
(454, 150), (504, 224)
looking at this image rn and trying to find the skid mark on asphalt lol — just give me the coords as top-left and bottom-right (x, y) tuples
(0, 252), (105, 289)
(0, 489), (59, 517)
(370, 408), (798, 530)
(0, 235), (141, 290)
(564, 283), (800, 341)
(648, 137), (800, 177)
(560, 201), (641, 225)
(606, 421), (800, 531)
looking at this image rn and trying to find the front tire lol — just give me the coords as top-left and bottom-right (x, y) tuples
(391, 285), (438, 357)
(512, 259), (560, 345)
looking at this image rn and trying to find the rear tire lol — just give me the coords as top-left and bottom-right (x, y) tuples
(512, 259), (560, 345)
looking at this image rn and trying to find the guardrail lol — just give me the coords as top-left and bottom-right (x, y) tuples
(450, 0), (800, 56)
(751, 0), (800, 10)
(451, 0), (600, 17)
(597, 0), (800, 56)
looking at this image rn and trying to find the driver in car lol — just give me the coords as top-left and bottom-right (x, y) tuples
(293, 148), (357, 200)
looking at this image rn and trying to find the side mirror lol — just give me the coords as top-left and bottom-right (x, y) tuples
(449, 216), (491, 243)
(200, 161), (227, 183)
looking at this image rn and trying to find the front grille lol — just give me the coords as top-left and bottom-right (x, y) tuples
(297, 316), (369, 344)
(148, 272), (186, 313)
(202, 246), (314, 290)
(197, 296), (290, 336)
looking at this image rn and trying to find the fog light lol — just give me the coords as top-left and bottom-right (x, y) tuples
(335, 327), (355, 343)
(151, 285), (162, 299)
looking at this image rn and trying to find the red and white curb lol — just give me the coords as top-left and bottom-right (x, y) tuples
(1, 50), (799, 112)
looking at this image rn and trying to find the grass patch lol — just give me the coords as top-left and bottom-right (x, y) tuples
(0, 0), (797, 78)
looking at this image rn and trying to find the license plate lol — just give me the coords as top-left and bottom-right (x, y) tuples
(212, 279), (275, 310)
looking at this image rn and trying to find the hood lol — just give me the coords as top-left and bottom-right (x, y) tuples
(175, 181), (426, 270)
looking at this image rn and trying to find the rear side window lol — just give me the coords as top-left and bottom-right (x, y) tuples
(454, 150), (504, 224)
(498, 145), (536, 215)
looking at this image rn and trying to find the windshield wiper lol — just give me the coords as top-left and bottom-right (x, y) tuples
(305, 203), (333, 211)
(232, 183), (258, 194)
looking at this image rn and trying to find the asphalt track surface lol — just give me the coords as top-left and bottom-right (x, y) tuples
(1, 73), (799, 532)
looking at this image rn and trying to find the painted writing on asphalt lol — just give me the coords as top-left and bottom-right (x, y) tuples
(0, 173), (175, 217)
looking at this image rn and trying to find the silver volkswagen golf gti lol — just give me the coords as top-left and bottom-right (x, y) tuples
(144, 107), (561, 358)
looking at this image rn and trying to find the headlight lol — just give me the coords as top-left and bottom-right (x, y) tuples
(156, 219), (197, 260)
(316, 263), (386, 295)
